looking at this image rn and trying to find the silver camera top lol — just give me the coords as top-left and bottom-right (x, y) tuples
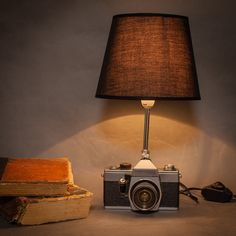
(132, 159), (158, 177)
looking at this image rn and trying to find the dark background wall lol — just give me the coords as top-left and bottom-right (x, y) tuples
(0, 0), (236, 205)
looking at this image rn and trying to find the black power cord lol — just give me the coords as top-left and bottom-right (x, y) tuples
(179, 182), (201, 204)
(180, 181), (236, 203)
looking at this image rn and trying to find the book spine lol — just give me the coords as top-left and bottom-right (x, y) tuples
(0, 158), (9, 180)
(0, 197), (29, 223)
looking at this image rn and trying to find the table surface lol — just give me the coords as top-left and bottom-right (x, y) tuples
(0, 195), (236, 236)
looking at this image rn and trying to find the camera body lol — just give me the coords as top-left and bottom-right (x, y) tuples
(103, 159), (179, 212)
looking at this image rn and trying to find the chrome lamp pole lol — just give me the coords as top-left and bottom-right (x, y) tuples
(141, 100), (155, 160)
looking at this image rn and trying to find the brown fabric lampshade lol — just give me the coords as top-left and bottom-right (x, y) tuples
(96, 13), (200, 100)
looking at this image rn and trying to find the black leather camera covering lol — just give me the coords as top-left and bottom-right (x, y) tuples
(201, 182), (233, 203)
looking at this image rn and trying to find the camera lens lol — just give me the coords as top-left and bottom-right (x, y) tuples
(130, 181), (160, 211)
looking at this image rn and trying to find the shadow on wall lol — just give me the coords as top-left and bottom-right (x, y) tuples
(0, 0), (235, 163)
(0, 1), (203, 157)
(0, 97), (201, 158)
(0, 0), (105, 156)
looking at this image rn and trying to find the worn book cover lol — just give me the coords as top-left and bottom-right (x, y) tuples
(0, 157), (75, 196)
(0, 187), (93, 225)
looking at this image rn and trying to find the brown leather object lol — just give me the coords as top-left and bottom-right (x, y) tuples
(0, 158), (70, 183)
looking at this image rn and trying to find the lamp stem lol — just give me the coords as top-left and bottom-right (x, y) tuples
(143, 107), (150, 151)
(141, 100), (155, 160)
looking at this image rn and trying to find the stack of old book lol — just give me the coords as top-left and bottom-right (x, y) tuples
(0, 157), (93, 225)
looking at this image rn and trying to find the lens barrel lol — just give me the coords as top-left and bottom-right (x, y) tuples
(130, 181), (160, 211)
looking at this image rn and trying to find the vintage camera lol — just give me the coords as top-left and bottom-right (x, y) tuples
(103, 159), (179, 212)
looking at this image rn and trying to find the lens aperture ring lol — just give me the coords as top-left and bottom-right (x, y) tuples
(130, 180), (160, 211)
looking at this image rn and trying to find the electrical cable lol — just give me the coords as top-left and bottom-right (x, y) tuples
(179, 182), (201, 204)
(180, 182), (236, 203)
